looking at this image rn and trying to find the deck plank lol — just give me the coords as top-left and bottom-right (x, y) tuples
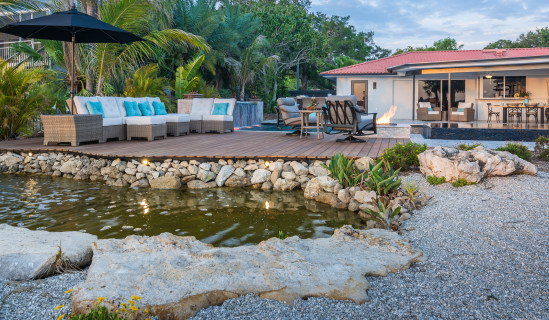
(0, 131), (401, 160)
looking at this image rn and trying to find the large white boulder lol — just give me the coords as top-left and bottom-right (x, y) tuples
(251, 169), (271, 184)
(72, 226), (422, 319)
(0, 225), (97, 281)
(215, 165), (235, 187)
(418, 146), (537, 183)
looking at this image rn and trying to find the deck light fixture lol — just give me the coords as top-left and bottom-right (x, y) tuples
(485, 74), (493, 79)
(265, 201), (270, 209)
(142, 159), (148, 165)
(28, 152), (33, 157)
(265, 161), (270, 167)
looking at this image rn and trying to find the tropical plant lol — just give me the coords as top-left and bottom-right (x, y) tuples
(451, 179), (477, 187)
(364, 160), (401, 197)
(364, 199), (401, 230)
(0, 60), (46, 139)
(377, 142), (427, 170)
(426, 175), (446, 185)
(124, 64), (170, 105)
(0, 0), (44, 18)
(496, 143), (532, 161)
(225, 35), (278, 100)
(174, 54), (205, 99)
(322, 153), (363, 188)
(535, 136), (549, 160)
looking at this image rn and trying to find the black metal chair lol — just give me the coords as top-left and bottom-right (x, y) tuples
(487, 103), (500, 123)
(324, 98), (377, 143)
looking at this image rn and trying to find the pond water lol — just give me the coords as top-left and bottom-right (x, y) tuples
(0, 175), (365, 247)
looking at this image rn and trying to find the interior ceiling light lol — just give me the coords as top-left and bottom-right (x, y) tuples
(485, 74), (493, 79)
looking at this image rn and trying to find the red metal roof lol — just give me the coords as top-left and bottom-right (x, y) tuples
(320, 48), (549, 75)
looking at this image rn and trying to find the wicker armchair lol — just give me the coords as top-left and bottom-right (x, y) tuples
(449, 102), (474, 122)
(416, 102), (442, 121)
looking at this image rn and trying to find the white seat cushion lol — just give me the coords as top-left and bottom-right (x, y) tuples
(97, 97), (122, 118)
(359, 114), (374, 121)
(418, 102), (431, 108)
(125, 115), (166, 125)
(103, 117), (124, 127)
(428, 111), (440, 115)
(165, 113), (190, 122)
(213, 98), (236, 116)
(454, 111), (465, 115)
(202, 115), (233, 122)
(457, 102), (470, 109)
(190, 114), (202, 121)
(73, 96), (99, 115)
(191, 98), (215, 116)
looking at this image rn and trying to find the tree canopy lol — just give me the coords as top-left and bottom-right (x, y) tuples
(484, 27), (549, 49)
(393, 37), (464, 55)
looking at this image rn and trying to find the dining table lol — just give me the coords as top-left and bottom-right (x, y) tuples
(494, 103), (547, 124)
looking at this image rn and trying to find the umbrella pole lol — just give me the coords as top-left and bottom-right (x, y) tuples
(70, 33), (75, 115)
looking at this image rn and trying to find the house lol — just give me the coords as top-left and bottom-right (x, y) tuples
(320, 48), (549, 121)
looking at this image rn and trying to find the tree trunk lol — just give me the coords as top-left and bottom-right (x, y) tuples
(301, 72), (308, 90)
(271, 70), (278, 102)
(240, 82), (246, 101)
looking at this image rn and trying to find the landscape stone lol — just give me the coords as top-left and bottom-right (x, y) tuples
(251, 169), (271, 184)
(130, 179), (150, 188)
(71, 226), (422, 319)
(150, 176), (181, 189)
(187, 180), (216, 189)
(0, 224), (96, 281)
(290, 161), (308, 175)
(273, 178), (300, 191)
(281, 171), (296, 180)
(354, 157), (375, 171)
(354, 190), (377, 204)
(308, 165), (330, 177)
(224, 175), (251, 188)
(215, 165), (235, 187)
(197, 169), (216, 182)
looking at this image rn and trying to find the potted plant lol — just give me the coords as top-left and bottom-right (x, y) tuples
(519, 89), (532, 104)
(249, 95), (262, 102)
(183, 91), (203, 99)
(306, 98), (318, 111)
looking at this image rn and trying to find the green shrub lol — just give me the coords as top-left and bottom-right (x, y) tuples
(364, 160), (401, 197)
(377, 142), (427, 170)
(426, 175), (446, 185)
(456, 143), (483, 151)
(322, 153), (364, 188)
(496, 143), (532, 161)
(451, 179), (477, 187)
(535, 136), (549, 160)
(70, 305), (125, 320)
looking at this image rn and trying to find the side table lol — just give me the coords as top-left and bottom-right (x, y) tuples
(41, 114), (103, 146)
(299, 109), (325, 139)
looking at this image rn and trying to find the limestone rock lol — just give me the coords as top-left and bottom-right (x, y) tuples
(261, 181), (273, 190)
(251, 169), (271, 184)
(354, 190), (377, 204)
(355, 157), (375, 171)
(281, 171), (296, 180)
(418, 146), (537, 183)
(199, 163), (211, 171)
(59, 160), (77, 174)
(308, 165), (330, 177)
(0, 224), (96, 281)
(267, 161), (283, 172)
(71, 226), (422, 319)
(215, 165), (235, 187)
(270, 170), (281, 185)
(273, 178), (300, 191)
(0, 153), (24, 166)
(197, 169), (216, 183)
(130, 179), (150, 188)
(187, 180), (216, 189)
(314, 192), (347, 209)
(224, 175), (251, 188)
(150, 176), (181, 189)
(337, 189), (351, 204)
(290, 161), (308, 176)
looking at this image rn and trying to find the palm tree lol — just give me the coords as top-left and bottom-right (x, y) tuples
(0, 0), (44, 18)
(225, 36), (278, 100)
(124, 64), (170, 104)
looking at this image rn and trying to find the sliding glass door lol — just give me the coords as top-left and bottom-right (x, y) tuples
(418, 79), (465, 111)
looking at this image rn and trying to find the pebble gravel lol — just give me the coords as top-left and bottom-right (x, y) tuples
(1, 173), (547, 320)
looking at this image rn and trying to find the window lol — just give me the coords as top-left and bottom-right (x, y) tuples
(418, 80), (441, 107)
(482, 76), (526, 98)
(418, 80), (465, 111)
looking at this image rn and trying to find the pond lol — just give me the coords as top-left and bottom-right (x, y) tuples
(0, 175), (365, 247)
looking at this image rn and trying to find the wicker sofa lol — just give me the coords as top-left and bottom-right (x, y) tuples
(449, 102), (475, 122)
(177, 98), (236, 133)
(72, 96), (190, 141)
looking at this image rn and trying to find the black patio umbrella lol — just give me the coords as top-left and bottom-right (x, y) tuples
(0, 5), (144, 114)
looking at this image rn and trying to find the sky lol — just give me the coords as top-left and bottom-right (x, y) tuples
(310, 0), (549, 52)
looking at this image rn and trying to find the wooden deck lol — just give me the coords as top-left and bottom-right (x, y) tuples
(0, 132), (408, 160)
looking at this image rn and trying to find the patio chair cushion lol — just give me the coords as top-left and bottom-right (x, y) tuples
(73, 96), (98, 115)
(138, 101), (154, 116)
(202, 115), (233, 122)
(124, 101), (142, 117)
(279, 105), (300, 119)
(212, 102), (229, 115)
(103, 117), (124, 127)
(152, 101), (167, 115)
(189, 114), (202, 121)
(418, 102), (431, 108)
(98, 97), (122, 118)
(86, 101), (105, 118)
(165, 114), (190, 123)
(191, 98), (215, 116)
(126, 115), (166, 126)
(213, 98), (236, 116)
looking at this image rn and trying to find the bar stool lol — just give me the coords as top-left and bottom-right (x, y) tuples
(487, 103), (500, 123)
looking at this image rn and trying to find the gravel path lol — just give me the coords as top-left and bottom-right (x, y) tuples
(1, 173), (547, 319)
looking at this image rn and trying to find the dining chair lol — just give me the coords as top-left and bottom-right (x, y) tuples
(487, 103), (500, 123)
(525, 103), (539, 123)
(507, 104), (522, 123)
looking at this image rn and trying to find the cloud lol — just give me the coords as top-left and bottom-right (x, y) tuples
(310, 0), (547, 51)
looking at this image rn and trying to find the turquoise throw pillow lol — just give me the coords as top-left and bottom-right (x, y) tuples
(212, 102), (229, 115)
(86, 101), (105, 118)
(427, 107), (433, 111)
(152, 101), (167, 115)
(457, 108), (464, 112)
(138, 101), (154, 116)
(124, 100), (142, 117)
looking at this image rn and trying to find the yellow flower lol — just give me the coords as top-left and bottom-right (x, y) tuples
(130, 305), (138, 311)
(145, 318), (151, 320)
(64, 289), (73, 294)
(128, 300), (135, 306)
(97, 297), (106, 303)
(54, 304), (65, 310)
(145, 309), (149, 314)
(131, 295), (142, 300)
(56, 314), (65, 320)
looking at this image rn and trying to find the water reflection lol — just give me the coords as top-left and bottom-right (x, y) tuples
(0, 175), (365, 247)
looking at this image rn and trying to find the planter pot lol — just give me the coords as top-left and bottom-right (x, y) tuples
(249, 98), (262, 102)
(184, 94), (203, 99)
